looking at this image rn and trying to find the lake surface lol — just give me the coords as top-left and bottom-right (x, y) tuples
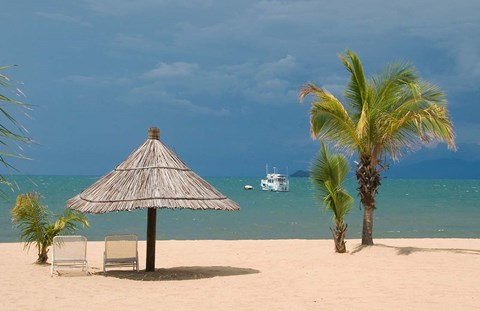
(1, 176), (479, 241)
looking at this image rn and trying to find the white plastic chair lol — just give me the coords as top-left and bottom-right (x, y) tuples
(51, 235), (88, 276)
(103, 234), (139, 273)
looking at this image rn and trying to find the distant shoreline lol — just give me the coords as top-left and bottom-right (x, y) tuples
(4, 173), (480, 180)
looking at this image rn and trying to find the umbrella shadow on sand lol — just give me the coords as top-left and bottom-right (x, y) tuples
(97, 266), (260, 281)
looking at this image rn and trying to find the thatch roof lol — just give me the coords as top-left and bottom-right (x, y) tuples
(66, 128), (240, 214)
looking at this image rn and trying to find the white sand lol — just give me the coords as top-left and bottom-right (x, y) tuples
(1, 239), (479, 310)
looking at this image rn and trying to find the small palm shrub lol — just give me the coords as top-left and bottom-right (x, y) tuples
(11, 192), (89, 264)
(310, 142), (353, 253)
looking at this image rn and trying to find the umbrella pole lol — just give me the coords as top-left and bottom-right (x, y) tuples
(146, 208), (157, 272)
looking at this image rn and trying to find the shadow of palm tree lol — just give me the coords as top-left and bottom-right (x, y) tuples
(98, 266), (260, 281)
(350, 243), (480, 256)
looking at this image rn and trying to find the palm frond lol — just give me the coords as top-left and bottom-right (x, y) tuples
(310, 142), (353, 222)
(11, 193), (49, 251)
(392, 81), (445, 113)
(339, 50), (368, 116)
(299, 83), (322, 103)
(57, 209), (90, 234)
(0, 65), (32, 187)
(377, 80), (455, 159)
(372, 62), (419, 110)
(300, 83), (358, 152)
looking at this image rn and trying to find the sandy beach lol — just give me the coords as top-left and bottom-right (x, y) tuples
(1, 239), (479, 310)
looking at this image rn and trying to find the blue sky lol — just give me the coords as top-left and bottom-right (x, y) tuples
(1, 0), (479, 176)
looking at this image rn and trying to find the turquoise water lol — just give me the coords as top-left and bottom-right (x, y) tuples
(1, 175), (479, 242)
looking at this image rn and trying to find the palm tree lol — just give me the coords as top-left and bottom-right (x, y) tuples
(0, 65), (31, 187)
(11, 192), (89, 264)
(300, 50), (455, 245)
(310, 142), (353, 253)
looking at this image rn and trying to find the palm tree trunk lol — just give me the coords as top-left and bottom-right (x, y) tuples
(362, 205), (374, 245)
(330, 221), (348, 253)
(36, 244), (49, 264)
(356, 155), (381, 245)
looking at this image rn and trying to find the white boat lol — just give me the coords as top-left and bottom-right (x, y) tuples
(244, 185), (254, 190)
(260, 165), (289, 192)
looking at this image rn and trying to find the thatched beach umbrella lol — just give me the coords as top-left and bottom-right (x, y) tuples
(67, 127), (240, 271)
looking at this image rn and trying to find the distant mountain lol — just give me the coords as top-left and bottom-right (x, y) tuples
(290, 143), (480, 179)
(386, 158), (480, 179)
(290, 170), (310, 177)
(393, 143), (480, 165)
(384, 143), (480, 178)
(292, 158), (480, 179)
